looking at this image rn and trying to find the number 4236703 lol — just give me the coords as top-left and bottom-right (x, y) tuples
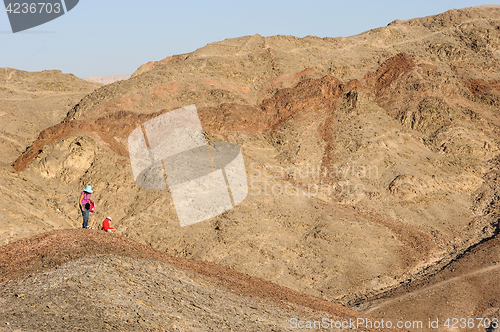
(5, 3), (62, 14)
(443, 318), (498, 329)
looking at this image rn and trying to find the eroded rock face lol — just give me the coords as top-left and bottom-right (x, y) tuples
(398, 97), (453, 136)
(3, 5), (500, 317)
(33, 136), (96, 183)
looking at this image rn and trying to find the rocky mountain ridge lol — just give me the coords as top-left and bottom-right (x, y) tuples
(0, 230), (384, 331)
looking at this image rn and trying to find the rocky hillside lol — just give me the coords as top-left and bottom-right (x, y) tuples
(0, 230), (383, 331)
(2, 4), (500, 325)
(0, 68), (101, 244)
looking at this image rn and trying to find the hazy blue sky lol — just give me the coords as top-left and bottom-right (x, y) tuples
(0, 1), (498, 77)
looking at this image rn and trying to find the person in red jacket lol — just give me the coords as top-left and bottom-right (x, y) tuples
(102, 217), (116, 233)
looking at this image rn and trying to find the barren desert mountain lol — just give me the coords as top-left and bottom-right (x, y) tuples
(83, 74), (132, 85)
(0, 68), (101, 164)
(0, 68), (101, 244)
(1, 5), (500, 330)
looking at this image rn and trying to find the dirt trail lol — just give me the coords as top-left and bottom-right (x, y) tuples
(358, 235), (500, 328)
(365, 263), (500, 315)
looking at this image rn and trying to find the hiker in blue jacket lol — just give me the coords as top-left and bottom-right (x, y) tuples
(79, 185), (94, 229)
